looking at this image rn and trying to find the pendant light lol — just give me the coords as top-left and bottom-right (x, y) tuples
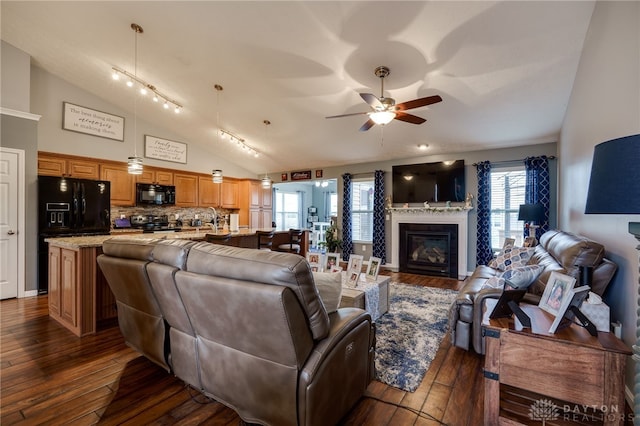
(212, 84), (224, 183)
(261, 120), (272, 189)
(127, 23), (143, 175)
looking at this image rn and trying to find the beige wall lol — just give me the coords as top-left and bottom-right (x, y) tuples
(559, 1), (640, 393)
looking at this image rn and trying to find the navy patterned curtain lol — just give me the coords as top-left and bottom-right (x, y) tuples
(341, 173), (353, 261)
(524, 156), (551, 240)
(373, 170), (386, 264)
(476, 161), (493, 266)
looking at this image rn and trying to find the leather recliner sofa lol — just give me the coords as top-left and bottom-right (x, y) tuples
(448, 229), (617, 354)
(97, 238), (375, 426)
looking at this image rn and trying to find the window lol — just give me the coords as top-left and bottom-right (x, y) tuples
(351, 180), (374, 242)
(329, 193), (338, 218)
(490, 167), (526, 250)
(274, 191), (301, 231)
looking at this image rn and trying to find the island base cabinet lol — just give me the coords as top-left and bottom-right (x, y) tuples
(48, 245), (114, 337)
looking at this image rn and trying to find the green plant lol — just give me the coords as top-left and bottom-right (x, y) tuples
(325, 223), (342, 253)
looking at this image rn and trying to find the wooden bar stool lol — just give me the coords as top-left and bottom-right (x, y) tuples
(206, 233), (231, 244)
(256, 230), (274, 250)
(276, 228), (303, 254)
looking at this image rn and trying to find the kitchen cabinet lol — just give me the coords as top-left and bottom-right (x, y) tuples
(136, 168), (174, 185)
(221, 180), (239, 208)
(100, 163), (135, 206)
(239, 180), (273, 228)
(198, 176), (220, 207)
(38, 152), (100, 179)
(47, 243), (112, 337)
(175, 173), (199, 207)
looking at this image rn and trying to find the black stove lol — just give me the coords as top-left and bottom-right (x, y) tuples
(130, 215), (181, 233)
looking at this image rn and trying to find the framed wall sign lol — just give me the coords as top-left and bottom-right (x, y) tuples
(62, 102), (125, 141)
(144, 135), (188, 164)
(291, 170), (312, 181)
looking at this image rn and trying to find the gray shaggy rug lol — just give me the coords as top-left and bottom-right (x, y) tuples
(374, 283), (458, 392)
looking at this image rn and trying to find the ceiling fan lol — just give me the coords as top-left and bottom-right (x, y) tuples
(326, 66), (442, 131)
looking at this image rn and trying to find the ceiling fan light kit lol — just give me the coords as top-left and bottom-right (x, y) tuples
(326, 65), (442, 131)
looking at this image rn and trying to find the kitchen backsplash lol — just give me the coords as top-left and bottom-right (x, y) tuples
(110, 206), (236, 228)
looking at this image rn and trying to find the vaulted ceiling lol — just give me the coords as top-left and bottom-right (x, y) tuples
(1, 1), (595, 174)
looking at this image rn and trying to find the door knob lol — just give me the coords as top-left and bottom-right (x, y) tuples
(7, 230), (15, 235)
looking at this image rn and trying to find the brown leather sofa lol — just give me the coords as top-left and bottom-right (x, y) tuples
(448, 230), (617, 354)
(97, 238), (375, 426)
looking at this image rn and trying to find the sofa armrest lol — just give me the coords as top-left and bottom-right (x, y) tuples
(298, 308), (373, 426)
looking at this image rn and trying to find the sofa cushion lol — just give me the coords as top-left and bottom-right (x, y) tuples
(488, 246), (535, 271)
(313, 271), (343, 313)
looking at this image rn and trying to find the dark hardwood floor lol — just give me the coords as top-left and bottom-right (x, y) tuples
(6, 271), (626, 425)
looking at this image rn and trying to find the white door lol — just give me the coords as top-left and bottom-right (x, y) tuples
(0, 148), (21, 299)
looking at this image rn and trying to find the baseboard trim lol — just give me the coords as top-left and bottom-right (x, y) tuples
(22, 290), (38, 298)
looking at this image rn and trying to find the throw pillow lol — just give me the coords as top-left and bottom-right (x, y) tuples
(313, 271), (343, 313)
(501, 264), (544, 290)
(488, 246), (535, 271)
(481, 275), (505, 290)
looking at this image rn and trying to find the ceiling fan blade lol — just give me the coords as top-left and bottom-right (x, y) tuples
(325, 112), (369, 119)
(360, 93), (383, 109)
(394, 112), (426, 124)
(395, 95), (443, 111)
(359, 119), (375, 132)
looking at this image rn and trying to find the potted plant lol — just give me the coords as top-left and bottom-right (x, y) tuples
(324, 221), (342, 253)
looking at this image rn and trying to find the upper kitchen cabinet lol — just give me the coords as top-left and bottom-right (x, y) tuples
(100, 163), (135, 206)
(198, 177), (239, 208)
(175, 173), (199, 207)
(136, 168), (174, 185)
(221, 179), (239, 209)
(38, 152), (100, 179)
(198, 176), (220, 207)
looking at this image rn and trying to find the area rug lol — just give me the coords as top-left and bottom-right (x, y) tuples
(374, 283), (458, 392)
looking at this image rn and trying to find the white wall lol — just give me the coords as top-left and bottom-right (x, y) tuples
(560, 1), (640, 393)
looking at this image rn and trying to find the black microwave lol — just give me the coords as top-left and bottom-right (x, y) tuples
(136, 183), (176, 205)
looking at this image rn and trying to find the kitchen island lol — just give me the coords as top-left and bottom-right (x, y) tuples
(45, 229), (309, 336)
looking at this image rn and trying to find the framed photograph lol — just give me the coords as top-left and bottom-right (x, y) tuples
(523, 236), (537, 247)
(502, 238), (515, 249)
(315, 169), (323, 178)
(324, 253), (340, 272)
(346, 271), (359, 288)
(144, 135), (187, 164)
(62, 102), (125, 141)
(346, 255), (363, 276)
(330, 265), (342, 273)
(539, 272), (576, 317)
(306, 252), (323, 271)
(365, 256), (381, 280)
(548, 285), (590, 333)
(281, 173), (288, 181)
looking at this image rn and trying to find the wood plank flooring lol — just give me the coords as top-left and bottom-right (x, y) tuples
(3, 272), (628, 425)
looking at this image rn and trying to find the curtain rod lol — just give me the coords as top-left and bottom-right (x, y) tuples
(472, 156), (556, 166)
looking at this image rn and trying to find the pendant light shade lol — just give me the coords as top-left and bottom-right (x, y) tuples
(212, 169), (223, 183)
(127, 23), (143, 175)
(261, 174), (271, 189)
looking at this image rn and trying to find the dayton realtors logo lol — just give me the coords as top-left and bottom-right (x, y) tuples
(528, 398), (633, 424)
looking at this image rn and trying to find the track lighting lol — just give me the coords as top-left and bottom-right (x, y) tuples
(110, 68), (182, 113)
(219, 129), (260, 157)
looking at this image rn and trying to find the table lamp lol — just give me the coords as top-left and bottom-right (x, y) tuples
(584, 133), (640, 422)
(518, 203), (544, 244)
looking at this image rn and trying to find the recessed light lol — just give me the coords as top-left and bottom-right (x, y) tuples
(418, 144), (429, 150)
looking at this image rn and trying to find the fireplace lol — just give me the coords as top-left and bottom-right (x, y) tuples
(399, 223), (458, 278)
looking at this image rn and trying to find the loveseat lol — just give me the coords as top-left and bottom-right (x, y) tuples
(97, 237), (375, 426)
(449, 229), (617, 354)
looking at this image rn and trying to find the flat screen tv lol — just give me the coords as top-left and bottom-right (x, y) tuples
(392, 160), (465, 204)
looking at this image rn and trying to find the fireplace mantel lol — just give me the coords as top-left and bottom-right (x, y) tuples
(389, 207), (472, 280)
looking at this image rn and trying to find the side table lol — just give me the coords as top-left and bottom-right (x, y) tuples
(482, 301), (631, 425)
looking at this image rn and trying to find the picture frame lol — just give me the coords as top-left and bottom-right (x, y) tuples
(523, 236), (537, 247)
(502, 238), (515, 249)
(62, 102), (125, 141)
(346, 255), (363, 276)
(346, 271), (360, 288)
(144, 135), (188, 164)
(306, 252), (323, 271)
(365, 256), (381, 280)
(324, 253), (340, 272)
(538, 271), (576, 317)
(548, 285), (590, 333)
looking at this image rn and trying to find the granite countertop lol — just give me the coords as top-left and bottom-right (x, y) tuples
(44, 227), (277, 249)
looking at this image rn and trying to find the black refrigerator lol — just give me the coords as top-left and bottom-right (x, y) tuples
(38, 175), (111, 293)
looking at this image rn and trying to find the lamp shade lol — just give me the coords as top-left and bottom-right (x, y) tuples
(585, 134), (640, 214)
(518, 203), (544, 223)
